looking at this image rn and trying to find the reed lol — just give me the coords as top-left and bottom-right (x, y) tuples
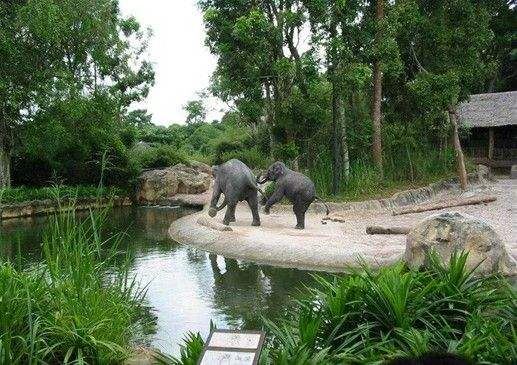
(0, 208), (152, 364)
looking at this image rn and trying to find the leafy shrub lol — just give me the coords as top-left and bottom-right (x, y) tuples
(220, 147), (269, 169)
(132, 144), (189, 169)
(12, 93), (138, 187)
(272, 141), (299, 162)
(263, 252), (516, 364)
(213, 139), (245, 165)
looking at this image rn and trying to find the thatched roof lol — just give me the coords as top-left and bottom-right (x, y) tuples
(457, 91), (516, 128)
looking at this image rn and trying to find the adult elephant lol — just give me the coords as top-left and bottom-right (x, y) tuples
(258, 161), (329, 229)
(208, 159), (264, 226)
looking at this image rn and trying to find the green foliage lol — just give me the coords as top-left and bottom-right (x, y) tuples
(131, 144), (190, 170)
(263, 252), (516, 364)
(211, 124), (270, 168)
(272, 142), (299, 163)
(154, 332), (205, 365)
(0, 185), (125, 205)
(1, 0), (154, 188)
(308, 146), (455, 201)
(0, 209), (152, 364)
(13, 93), (138, 187)
(183, 99), (207, 125)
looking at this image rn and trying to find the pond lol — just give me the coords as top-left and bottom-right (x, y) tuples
(0, 206), (325, 356)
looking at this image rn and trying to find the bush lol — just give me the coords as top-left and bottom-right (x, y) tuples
(0, 209), (152, 364)
(220, 147), (269, 169)
(131, 144), (190, 169)
(263, 252), (516, 364)
(12, 93), (138, 187)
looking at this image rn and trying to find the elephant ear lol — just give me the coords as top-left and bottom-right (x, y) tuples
(211, 165), (219, 177)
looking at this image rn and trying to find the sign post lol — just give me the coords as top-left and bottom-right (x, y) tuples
(198, 329), (265, 365)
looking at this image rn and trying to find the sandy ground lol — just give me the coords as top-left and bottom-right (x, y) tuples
(169, 178), (515, 272)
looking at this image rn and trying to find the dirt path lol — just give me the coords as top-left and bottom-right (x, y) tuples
(169, 178), (515, 272)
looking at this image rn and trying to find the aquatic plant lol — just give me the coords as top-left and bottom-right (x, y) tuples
(0, 209), (152, 364)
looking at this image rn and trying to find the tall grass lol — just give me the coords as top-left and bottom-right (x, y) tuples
(308, 147), (457, 201)
(0, 185), (125, 205)
(0, 209), (152, 364)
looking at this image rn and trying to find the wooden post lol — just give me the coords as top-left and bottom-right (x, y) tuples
(488, 127), (494, 175)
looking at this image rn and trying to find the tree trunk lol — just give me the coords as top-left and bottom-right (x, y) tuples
(331, 72), (344, 195)
(392, 195), (496, 216)
(371, 0), (384, 179)
(448, 107), (468, 190)
(264, 81), (276, 155)
(328, 18), (343, 195)
(0, 145), (11, 189)
(342, 125), (350, 180)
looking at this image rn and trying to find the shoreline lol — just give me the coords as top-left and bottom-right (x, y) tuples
(0, 197), (132, 220)
(169, 177), (515, 273)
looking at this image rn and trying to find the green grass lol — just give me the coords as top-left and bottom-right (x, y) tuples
(0, 209), (153, 364)
(0, 185), (126, 205)
(308, 147), (458, 202)
(167, 253), (516, 365)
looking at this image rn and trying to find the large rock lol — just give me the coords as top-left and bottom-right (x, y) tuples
(136, 163), (212, 204)
(405, 211), (515, 275)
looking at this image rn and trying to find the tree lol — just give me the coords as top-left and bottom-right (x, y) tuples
(183, 99), (207, 124)
(371, 0), (384, 179)
(0, 0), (153, 188)
(401, 0), (496, 190)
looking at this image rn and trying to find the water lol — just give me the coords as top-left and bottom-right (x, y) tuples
(0, 206), (325, 355)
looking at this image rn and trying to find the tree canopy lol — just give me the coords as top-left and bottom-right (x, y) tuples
(1, 0), (154, 187)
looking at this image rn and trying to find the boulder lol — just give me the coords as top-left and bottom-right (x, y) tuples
(136, 163), (212, 204)
(405, 211), (515, 275)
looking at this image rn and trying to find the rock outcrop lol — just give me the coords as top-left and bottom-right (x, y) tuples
(405, 211), (515, 275)
(136, 163), (212, 204)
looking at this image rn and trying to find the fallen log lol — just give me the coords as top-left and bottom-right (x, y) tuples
(392, 195), (497, 216)
(366, 226), (410, 235)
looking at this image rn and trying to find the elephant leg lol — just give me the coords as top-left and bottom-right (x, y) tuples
(246, 193), (261, 226)
(223, 203), (237, 225)
(293, 201), (310, 229)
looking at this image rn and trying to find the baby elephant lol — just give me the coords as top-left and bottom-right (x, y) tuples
(208, 159), (263, 226)
(258, 161), (329, 229)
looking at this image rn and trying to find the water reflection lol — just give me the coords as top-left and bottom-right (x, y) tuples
(0, 206), (324, 355)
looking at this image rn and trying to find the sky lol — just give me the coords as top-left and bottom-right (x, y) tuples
(119, 0), (226, 126)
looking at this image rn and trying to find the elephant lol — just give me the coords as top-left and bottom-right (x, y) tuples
(258, 161), (329, 229)
(208, 159), (264, 226)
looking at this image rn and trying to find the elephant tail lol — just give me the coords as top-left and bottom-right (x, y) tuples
(315, 196), (330, 216)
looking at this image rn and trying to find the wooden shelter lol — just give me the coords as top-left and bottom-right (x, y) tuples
(458, 91), (516, 169)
